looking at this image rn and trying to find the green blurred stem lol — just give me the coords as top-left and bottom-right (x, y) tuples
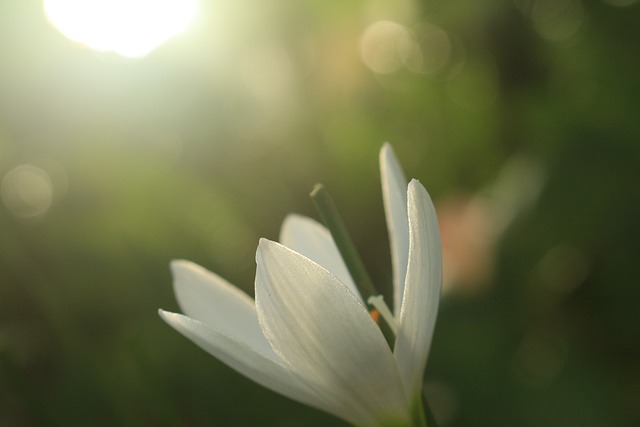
(310, 184), (395, 347)
(310, 184), (378, 300)
(422, 392), (439, 427)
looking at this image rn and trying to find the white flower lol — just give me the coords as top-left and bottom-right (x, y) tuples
(159, 143), (442, 426)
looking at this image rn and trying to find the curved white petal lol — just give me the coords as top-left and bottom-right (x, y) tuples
(279, 214), (361, 301)
(159, 310), (330, 412)
(380, 143), (410, 316)
(394, 180), (442, 397)
(254, 239), (410, 426)
(171, 260), (273, 356)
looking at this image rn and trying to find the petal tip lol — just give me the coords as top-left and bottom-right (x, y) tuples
(279, 214), (307, 241)
(170, 260), (207, 292)
(170, 259), (194, 275)
(257, 237), (279, 251)
(158, 310), (198, 336)
(158, 308), (175, 323)
(408, 179), (429, 197)
(380, 142), (395, 161)
(257, 238), (267, 252)
(256, 238), (278, 263)
(282, 212), (305, 224)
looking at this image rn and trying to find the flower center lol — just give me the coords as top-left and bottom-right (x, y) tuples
(367, 295), (398, 335)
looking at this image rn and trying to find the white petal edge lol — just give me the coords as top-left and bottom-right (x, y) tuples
(380, 143), (410, 316)
(159, 310), (334, 413)
(279, 214), (362, 302)
(255, 239), (410, 426)
(171, 260), (274, 356)
(393, 180), (442, 398)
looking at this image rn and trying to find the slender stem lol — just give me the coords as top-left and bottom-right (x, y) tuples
(310, 184), (395, 347)
(422, 392), (439, 427)
(310, 184), (377, 300)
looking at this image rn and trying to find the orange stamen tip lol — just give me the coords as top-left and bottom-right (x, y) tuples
(370, 309), (380, 324)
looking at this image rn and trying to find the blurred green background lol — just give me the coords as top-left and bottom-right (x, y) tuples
(1, 0), (639, 426)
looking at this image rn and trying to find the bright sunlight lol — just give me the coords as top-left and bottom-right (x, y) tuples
(43, 0), (198, 58)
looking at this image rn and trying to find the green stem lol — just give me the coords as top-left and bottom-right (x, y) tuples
(310, 184), (377, 300)
(310, 184), (395, 347)
(422, 392), (439, 427)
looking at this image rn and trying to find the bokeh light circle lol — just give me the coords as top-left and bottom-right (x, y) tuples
(360, 21), (421, 74)
(1, 165), (54, 218)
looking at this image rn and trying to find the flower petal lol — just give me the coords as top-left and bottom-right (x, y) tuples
(171, 260), (273, 356)
(279, 214), (361, 301)
(158, 310), (331, 412)
(380, 143), (410, 316)
(254, 239), (410, 426)
(394, 180), (442, 397)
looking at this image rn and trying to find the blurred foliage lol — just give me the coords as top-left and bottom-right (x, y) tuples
(1, 0), (639, 426)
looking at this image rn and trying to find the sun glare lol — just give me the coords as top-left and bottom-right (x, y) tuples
(43, 0), (198, 58)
